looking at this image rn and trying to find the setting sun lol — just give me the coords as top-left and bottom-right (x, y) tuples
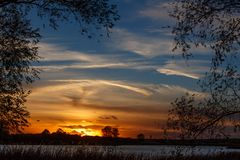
(75, 129), (101, 137)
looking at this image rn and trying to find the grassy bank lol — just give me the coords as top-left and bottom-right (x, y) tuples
(0, 146), (240, 160)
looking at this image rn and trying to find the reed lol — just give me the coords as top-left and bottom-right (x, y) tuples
(0, 146), (239, 160)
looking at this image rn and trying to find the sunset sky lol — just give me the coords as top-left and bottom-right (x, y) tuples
(24, 0), (212, 138)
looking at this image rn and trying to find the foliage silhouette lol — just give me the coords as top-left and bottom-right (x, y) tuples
(53, 128), (66, 135)
(41, 129), (50, 135)
(137, 133), (145, 140)
(168, 65), (240, 139)
(101, 126), (119, 138)
(112, 128), (120, 138)
(102, 126), (112, 137)
(168, 0), (240, 139)
(0, 6), (39, 133)
(170, 0), (240, 68)
(0, 0), (120, 36)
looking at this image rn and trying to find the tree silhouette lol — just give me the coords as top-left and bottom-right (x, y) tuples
(137, 133), (145, 140)
(102, 126), (112, 137)
(112, 128), (119, 138)
(168, 65), (240, 139)
(54, 128), (66, 135)
(0, 120), (9, 137)
(170, 0), (240, 68)
(101, 126), (119, 138)
(0, 0), (119, 36)
(41, 129), (50, 135)
(168, 0), (240, 139)
(0, 1), (119, 133)
(0, 7), (39, 133)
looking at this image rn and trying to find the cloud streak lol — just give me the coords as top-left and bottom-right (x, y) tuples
(99, 115), (118, 120)
(100, 80), (152, 96)
(39, 43), (103, 62)
(51, 79), (152, 96)
(139, 2), (172, 21)
(28, 78), (201, 112)
(158, 68), (199, 79)
(110, 28), (174, 57)
(157, 60), (209, 79)
(60, 124), (104, 130)
(38, 43), (131, 71)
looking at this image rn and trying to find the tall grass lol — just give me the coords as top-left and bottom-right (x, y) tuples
(0, 145), (240, 160)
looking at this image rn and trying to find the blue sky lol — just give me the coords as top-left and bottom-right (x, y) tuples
(25, 0), (213, 138)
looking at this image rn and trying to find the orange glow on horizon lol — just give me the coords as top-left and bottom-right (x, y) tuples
(75, 129), (102, 137)
(25, 126), (102, 136)
(24, 119), (102, 137)
(24, 114), (167, 138)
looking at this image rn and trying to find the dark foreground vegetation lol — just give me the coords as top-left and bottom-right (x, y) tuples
(0, 146), (240, 160)
(2, 133), (240, 148)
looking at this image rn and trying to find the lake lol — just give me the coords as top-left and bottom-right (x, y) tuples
(1, 145), (240, 156)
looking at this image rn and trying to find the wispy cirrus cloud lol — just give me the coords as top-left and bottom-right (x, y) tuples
(28, 79), (200, 110)
(38, 42), (164, 71)
(110, 28), (174, 57)
(39, 43), (103, 62)
(51, 79), (152, 96)
(158, 68), (199, 79)
(38, 43), (129, 70)
(99, 80), (152, 96)
(39, 41), (209, 80)
(157, 60), (209, 79)
(139, 2), (172, 21)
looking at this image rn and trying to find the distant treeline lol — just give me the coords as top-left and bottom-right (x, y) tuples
(1, 133), (240, 147)
(1, 133), (139, 145)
